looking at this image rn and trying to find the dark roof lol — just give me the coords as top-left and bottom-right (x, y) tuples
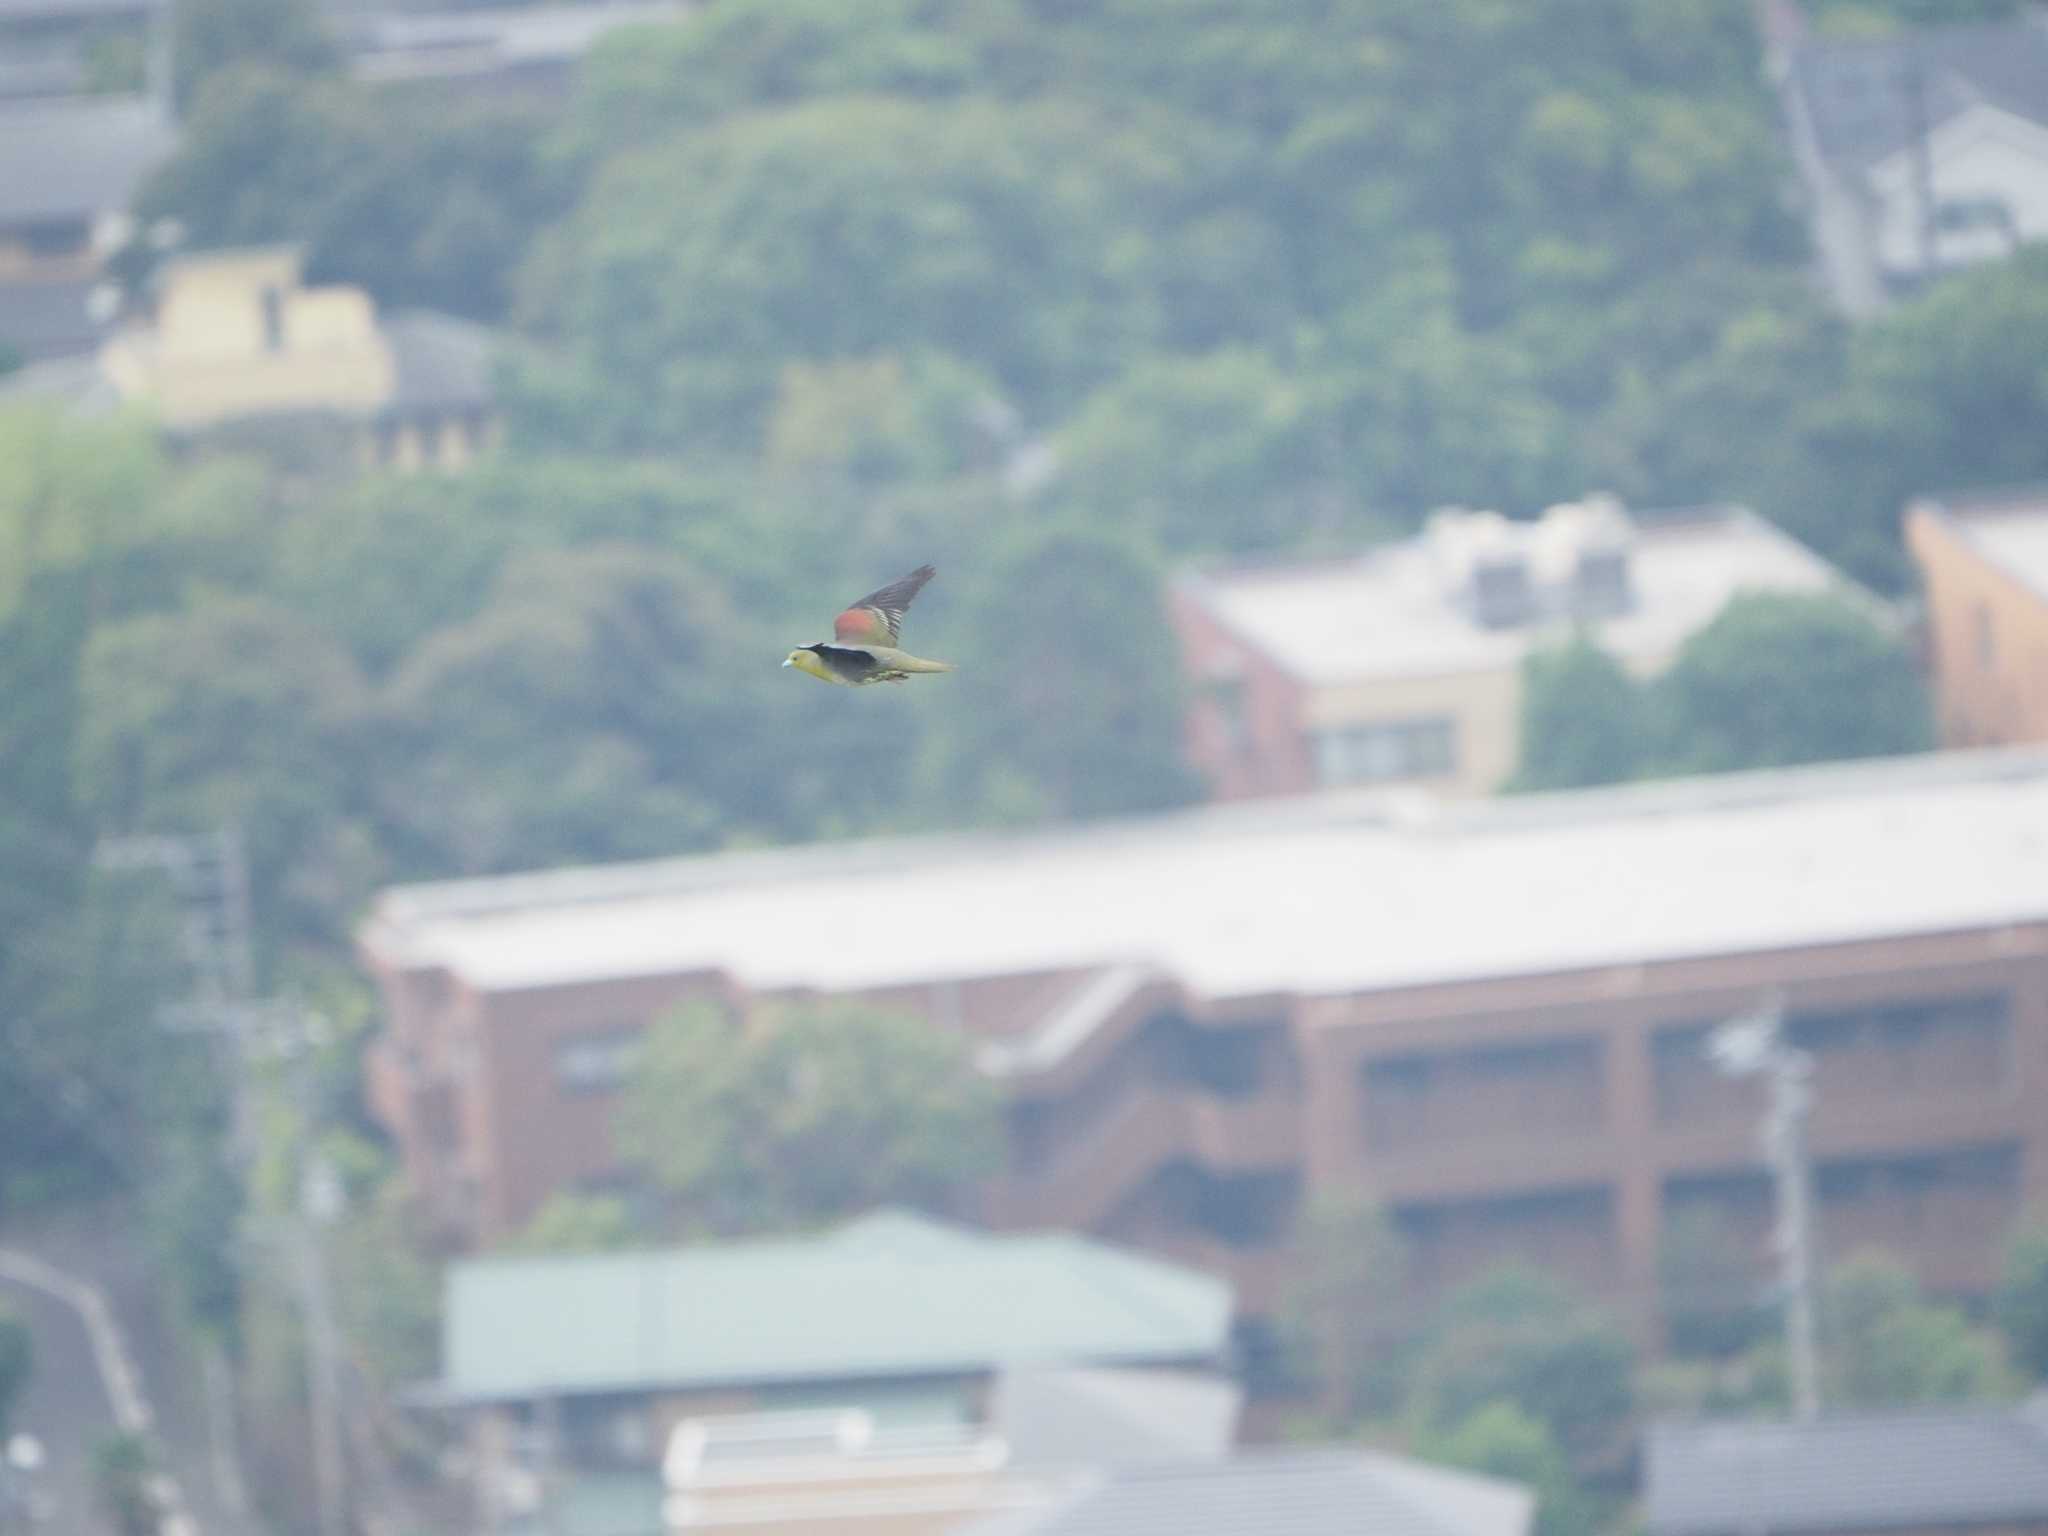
(380, 309), (497, 417)
(0, 95), (174, 225)
(962, 1450), (1532, 1536)
(1793, 18), (2048, 169)
(0, 277), (110, 361)
(1646, 1400), (2048, 1536)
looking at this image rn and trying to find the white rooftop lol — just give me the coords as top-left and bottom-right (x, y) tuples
(361, 747), (2048, 1003)
(1938, 492), (2048, 603)
(1177, 503), (1853, 685)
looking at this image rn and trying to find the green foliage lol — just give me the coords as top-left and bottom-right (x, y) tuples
(1657, 593), (1932, 774)
(1658, 1207), (1770, 1358)
(91, 1433), (159, 1536)
(1812, 1), (2021, 32)
(529, 94), (1185, 452)
(0, 1303), (30, 1436)
(330, 1172), (441, 1394)
(502, 1193), (645, 1255)
(1407, 1264), (1637, 1476)
(1054, 350), (1346, 555)
(933, 524), (1198, 822)
(1826, 1251), (2009, 1408)
(378, 544), (745, 873)
(1509, 590), (1935, 794)
(76, 597), (375, 957)
(140, 68), (558, 319)
(1996, 1221), (2048, 1380)
(170, 0), (337, 108)
(616, 1000), (1001, 1234)
(1510, 633), (1654, 792)
(1420, 1401), (1598, 1536)
(146, 1116), (246, 1350)
(1747, 250), (2048, 589)
(1277, 1194), (1410, 1422)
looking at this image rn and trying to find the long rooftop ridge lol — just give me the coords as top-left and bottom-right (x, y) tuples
(372, 743), (2048, 926)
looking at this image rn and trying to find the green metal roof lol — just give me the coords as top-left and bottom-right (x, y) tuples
(442, 1211), (1234, 1405)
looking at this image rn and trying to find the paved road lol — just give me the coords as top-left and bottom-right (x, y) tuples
(0, 1259), (120, 1534)
(0, 1203), (252, 1536)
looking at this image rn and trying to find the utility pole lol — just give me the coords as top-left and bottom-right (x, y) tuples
(297, 1150), (348, 1536)
(94, 830), (351, 1529)
(1708, 995), (1822, 1422)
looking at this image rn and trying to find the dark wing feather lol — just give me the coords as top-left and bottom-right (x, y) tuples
(810, 644), (884, 683)
(834, 564), (935, 646)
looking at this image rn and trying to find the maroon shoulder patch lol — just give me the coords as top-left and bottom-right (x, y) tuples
(834, 607), (884, 642)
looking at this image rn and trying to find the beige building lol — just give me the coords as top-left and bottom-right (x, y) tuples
(1907, 489), (2048, 749)
(1172, 498), (1861, 801)
(2, 244), (499, 471)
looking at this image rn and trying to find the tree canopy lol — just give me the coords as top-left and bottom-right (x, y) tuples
(615, 1000), (1001, 1235)
(1512, 592), (1933, 791)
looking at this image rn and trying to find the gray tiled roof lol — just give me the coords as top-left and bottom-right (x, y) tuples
(962, 1450), (1532, 1536)
(0, 95), (174, 225)
(1646, 1400), (2048, 1536)
(380, 309), (497, 417)
(0, 277), (109, 361)
(992, 1366), (1240, 1470)
(1794, 19), (2048, 170)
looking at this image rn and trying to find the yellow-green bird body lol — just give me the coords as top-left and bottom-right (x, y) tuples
(783, 565), (955, 686)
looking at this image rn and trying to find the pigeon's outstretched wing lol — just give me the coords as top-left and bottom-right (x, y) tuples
(833, 565), (936, 647)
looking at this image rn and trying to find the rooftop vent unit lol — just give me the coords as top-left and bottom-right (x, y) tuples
(1534, 494), (1636, 621)
(1470, 551), (1536, 629)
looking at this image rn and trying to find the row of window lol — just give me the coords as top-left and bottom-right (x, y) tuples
(1100, 1140), (2023, 1262)
(1313, 714), (1458, 787)
(1358, 992), (2014, 1149)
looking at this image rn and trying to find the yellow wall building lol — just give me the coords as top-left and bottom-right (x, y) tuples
(3, 244), (498, 472)
(1907, 491), (2048, 749)
(1173, 499), (1864, 800)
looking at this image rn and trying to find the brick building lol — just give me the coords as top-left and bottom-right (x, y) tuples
(1169, 499), (1859, 802)
(1908, 489), (2048, 749)
(361, 748), (2048, 1322)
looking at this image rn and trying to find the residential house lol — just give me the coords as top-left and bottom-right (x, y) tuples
(658, 1368), (1242, 1536)
(1169, 498), (1856, 801)
(958, 1450), (1533, 1536)
(1762, 0), (2048, 315)
(1, 245), (499, 470)
(360, 747), (2048, 1331)
(1646, 1398), (2048, 1536)
(428, 1210), (1235, 1532)
(0, 92), (173, 363)
(1907, 488), (2048, 748)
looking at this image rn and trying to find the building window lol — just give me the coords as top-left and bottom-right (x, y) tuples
(554, 1027), (645, 1095)
(1314, 715), (1457, 787)
(1976, 603), (1996, 670)
(1934, 196), (2015, 238)
(259, 284), (285, 352)
(1362, 1035), (1603, 1151)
